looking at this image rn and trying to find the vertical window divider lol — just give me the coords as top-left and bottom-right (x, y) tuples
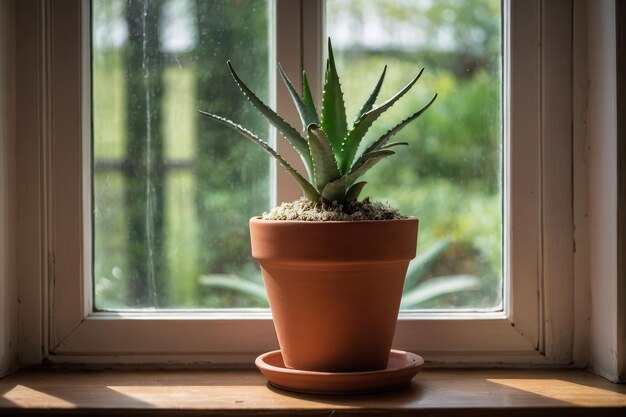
(274, 0), (306, 204)
(301, 0), (324, 106)
(82, 0), (93, 317)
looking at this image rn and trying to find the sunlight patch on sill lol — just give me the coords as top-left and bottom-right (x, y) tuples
(487, 378), (626, 407)
(105, 385), (356, 409)
(3, 386), (75, 408)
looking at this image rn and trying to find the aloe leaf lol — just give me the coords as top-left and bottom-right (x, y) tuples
(306, 124), (341, 191)
(400, 275), (480, 309)
(321, 176), (347, 202)
(199, 274), (268, 304)
(363, 93), (438, 156)
(345, 181), (367, 202)
(354, 65), (387, 123)
(381, 141), (409, 149)
(302, 71), (320, 125)
(403, 238), (451, 291)
(346, 149), (395, 186)
(199, 111), (320, 201)
(278, 64), (320, 129)
(340, 68), (425, 173)
(321, 38), (348, 157)
(226, 61), (313, 178)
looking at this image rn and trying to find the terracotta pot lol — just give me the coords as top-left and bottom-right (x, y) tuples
(250, 216), (418, 372)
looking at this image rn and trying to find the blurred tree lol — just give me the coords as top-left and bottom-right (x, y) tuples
(194, 0), (269, 306)
(328, 0), (502, 192)
(327, 0), (503, 309)
(123, 0), (167, 306)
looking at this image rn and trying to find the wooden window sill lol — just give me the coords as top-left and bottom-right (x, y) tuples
(1, 368), (625, 416)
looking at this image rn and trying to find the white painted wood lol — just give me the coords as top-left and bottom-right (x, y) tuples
(587, 0), (619, 382)
(301, 0), (324, 106)
(51, 318), (547, 365)
(52, 313), (544, 365)
(572, 0), (591, 368)
(0, 0), (18, 378)
(507, 0), (541, 350)
(16, 0), (47, 367)
(540, 0), (574, 364)
(617, 0), (626, 383)
(37, 0), (577, 366)
(614, 2), (626, 383)
(49, 0), (85, 350)
(274, 0), (305, 205)
(81, 0), (93, 318)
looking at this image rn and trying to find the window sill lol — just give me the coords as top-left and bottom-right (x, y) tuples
(1, 368), (625, 416)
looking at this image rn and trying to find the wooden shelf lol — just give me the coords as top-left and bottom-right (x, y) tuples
(1, 368), (625, 416)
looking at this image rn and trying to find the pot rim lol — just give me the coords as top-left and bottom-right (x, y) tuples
(250, 215), (418, 267)
(250, 215), (418, 225)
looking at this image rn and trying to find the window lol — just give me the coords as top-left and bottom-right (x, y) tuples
(326, 0), (503, 311)
(92, 0), (272, 309)
(19, 0), (574, 365)
(92, 0), (502, 312)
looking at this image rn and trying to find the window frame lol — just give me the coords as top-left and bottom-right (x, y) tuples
(16, 0), (576, 366)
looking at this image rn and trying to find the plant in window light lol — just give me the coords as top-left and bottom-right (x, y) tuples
(200, 39), (436, 213)
(200, 39), (436, 389)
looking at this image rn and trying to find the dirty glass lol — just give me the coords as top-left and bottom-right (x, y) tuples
(327, 0), (503, 310)
(93, 0), (503, 312)
(92, 0), (270, 309)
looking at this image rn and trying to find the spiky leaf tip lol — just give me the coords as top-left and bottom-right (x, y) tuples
(320, 38), (348, 157)
(199, 110), (320, 202)
(226, 61), (314, 179)
(354, 65), (387, 123)
(302, 71), (319, 124)
(363, 93), (438, 156)
(340, 68), (425, 173)
(278, 63), (319, 129)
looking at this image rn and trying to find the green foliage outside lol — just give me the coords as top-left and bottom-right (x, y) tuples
(93, 0), (502, 311)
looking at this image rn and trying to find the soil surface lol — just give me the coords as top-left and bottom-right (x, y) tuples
(262, 197), (407, 221)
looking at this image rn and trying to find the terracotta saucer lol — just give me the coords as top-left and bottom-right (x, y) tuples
(255, 349), (424, 395)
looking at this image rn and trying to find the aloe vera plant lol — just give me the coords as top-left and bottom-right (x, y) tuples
(200, 39), (437, 203)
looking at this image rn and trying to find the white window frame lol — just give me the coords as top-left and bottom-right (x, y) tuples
(15, 0), (576, 367)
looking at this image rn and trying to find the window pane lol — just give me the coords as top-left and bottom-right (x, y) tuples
(92, 0), (270, 309)
(327, 0), (503, 310)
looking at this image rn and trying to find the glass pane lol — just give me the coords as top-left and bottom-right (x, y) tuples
(327, 0), (503, 310)
(92, 0), (270, 309)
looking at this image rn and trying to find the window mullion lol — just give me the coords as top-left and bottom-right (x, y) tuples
(301, 0), (324, 107)
(274, 0), (306, 205)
